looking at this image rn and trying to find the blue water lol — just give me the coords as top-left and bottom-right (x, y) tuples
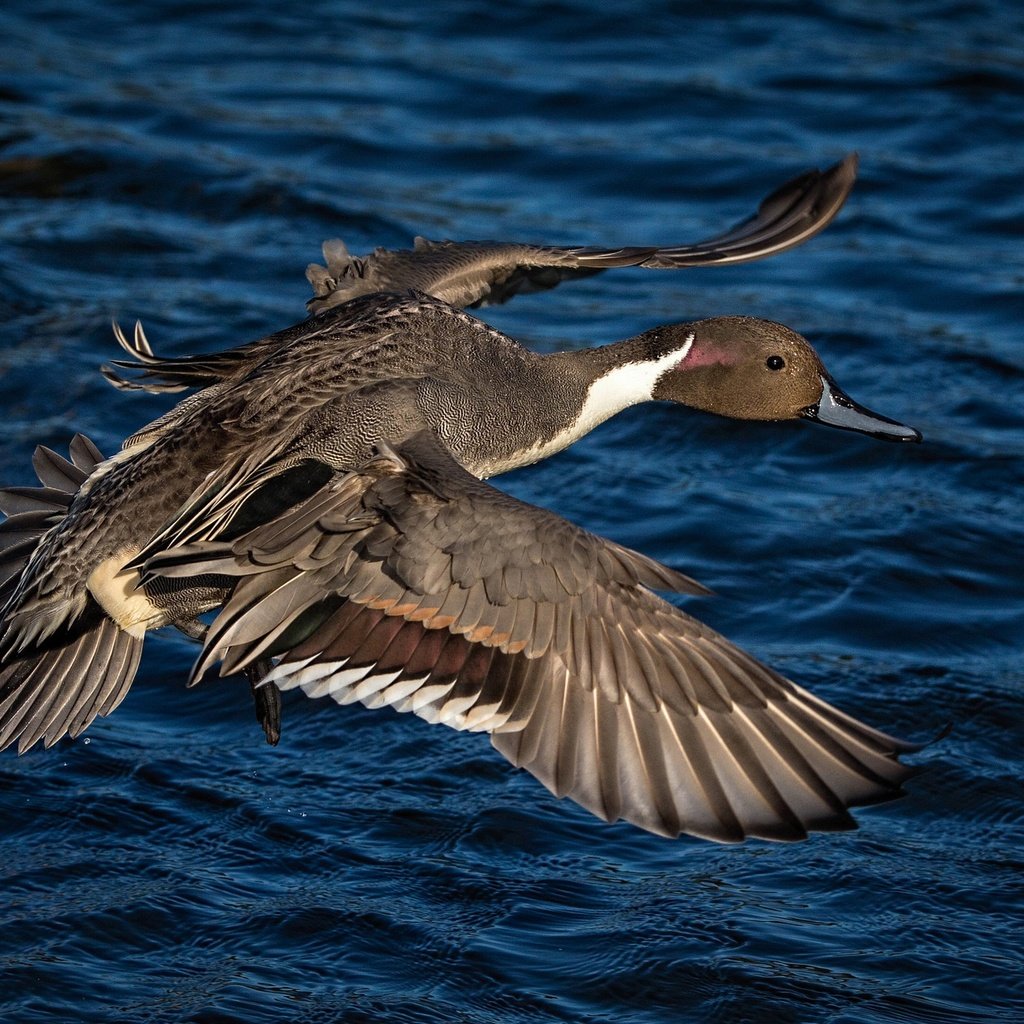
(1, 2), (1022, 1021)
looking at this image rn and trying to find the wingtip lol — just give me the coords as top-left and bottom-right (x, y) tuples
(833, 151), (859, 179)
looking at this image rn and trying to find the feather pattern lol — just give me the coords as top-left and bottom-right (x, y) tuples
(0, 436), (145, 752)
(0, 437), (103, 601)
(0, 599), (143, 753)
(140, 430), (918, 842)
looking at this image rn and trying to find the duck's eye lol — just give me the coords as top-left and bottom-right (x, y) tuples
(766, 355), (785, 371)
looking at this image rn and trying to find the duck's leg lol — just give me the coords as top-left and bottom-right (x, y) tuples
(174, 618), (280, 746)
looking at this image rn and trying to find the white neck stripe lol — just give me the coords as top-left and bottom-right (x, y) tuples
(479, 333), (695, 475)
(580, 331), (695, 426)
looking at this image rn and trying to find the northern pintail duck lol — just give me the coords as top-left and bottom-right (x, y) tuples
(102, 156), (858, 399)
(0, 292), (921, 842)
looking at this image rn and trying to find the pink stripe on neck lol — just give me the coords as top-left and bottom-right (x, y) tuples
(679, 343), (734, 370)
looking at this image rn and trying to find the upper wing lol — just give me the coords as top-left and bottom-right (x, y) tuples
(306, 154), (857, 312)
(142, 429), (916, 842)
(102, 157), (857, 398)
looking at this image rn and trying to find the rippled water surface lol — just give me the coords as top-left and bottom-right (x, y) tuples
(1, 2), (1022, 1022)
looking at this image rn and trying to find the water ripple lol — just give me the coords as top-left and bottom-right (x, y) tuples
(1, 1), (1022, 1022)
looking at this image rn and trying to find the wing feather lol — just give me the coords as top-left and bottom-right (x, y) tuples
(142, 428), (917, 841)
(305, 156), (857, 312)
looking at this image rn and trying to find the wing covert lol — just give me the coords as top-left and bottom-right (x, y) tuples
(142, 427), (917, 842)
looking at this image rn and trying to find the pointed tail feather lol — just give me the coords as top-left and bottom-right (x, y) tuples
(102, 319), (258, 394)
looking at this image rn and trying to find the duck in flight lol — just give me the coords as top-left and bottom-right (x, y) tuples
(102, 155), (860, 399)
(0, 289), (921, 843)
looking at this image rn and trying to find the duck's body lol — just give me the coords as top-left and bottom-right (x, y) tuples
(0, 291), (920, 842)
(3, 295), (705, 644)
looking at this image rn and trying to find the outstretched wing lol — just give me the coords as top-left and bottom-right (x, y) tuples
(103, 157), (857, 397)
(306, 154), (857, 312)
(142, 429), (916, 842)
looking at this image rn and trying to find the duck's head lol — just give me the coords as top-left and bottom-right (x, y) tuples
(650, 316), (921, 442)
